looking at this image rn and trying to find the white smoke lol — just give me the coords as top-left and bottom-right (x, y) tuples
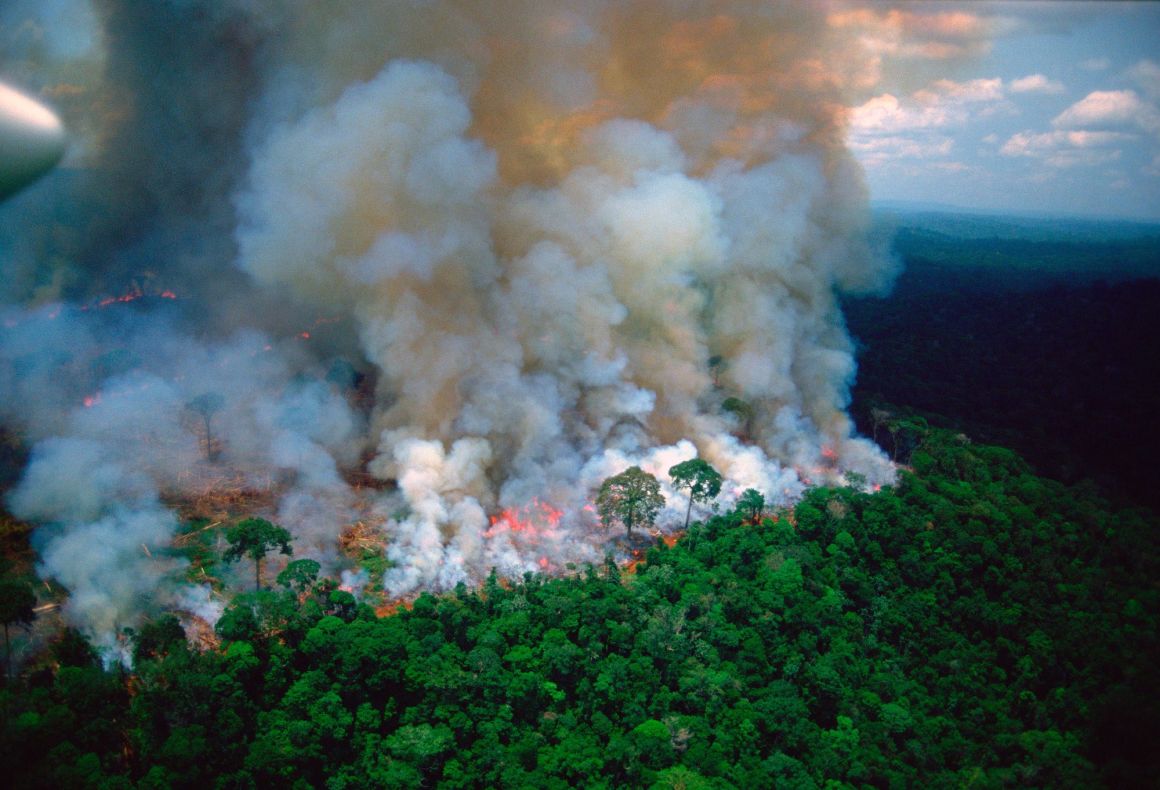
(13, 438), (182, 656)
(2, 1), (900, 646)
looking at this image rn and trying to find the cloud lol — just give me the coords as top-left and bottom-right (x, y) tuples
(1010, 74), (1065, 94)
(1016, 80), (1160, 179)
(1053, 90), (1160, 135)
(918, 77), (1005, 102)
(851, 77), (1007, 134)
(1002, 130), (1136, 154)
(1080, 57), (1110, 72)
(1129, 59), (1160, 101)
(848, 93), (948, 134)
(1053, 90), (1152, 128)
(848, 134), (953, 166)
(848, 76), (1011, 166)
(1001, 129), (1134, 168)
(828, 7), (1010, 61)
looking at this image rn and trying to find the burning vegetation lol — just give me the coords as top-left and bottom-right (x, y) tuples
(1, 1), (899, 655)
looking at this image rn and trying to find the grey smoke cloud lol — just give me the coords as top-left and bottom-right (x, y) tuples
(2, 1), (900, 652)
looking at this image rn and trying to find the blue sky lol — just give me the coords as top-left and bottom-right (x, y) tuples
(843, 2), (1160, 220)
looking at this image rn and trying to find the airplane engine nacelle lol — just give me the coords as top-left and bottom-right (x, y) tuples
(0, 81), (66, 201)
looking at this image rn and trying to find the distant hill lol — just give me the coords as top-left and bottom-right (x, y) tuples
(870, 208), (1160, 290)
(873, 200), (1160, 232)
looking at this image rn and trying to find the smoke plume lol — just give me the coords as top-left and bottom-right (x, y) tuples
(1, 1), (898, 653)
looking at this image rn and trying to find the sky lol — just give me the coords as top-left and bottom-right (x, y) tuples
(843, 2), (1160, 220)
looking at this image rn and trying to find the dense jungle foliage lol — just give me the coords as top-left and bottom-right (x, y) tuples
(2, 423), (1158, 788)
(3, 212), (1158, 787)
(848, 214), (1160, 510)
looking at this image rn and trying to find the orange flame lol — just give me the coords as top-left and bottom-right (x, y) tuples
(485, 498), (563, 539)
(96, 292), (141, 308)
(82, 286), (180, 312)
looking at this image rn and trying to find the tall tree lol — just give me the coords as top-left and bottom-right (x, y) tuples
(223, 517), (293, 591)
(0, 577), (36, 681)
(737, 488), (765, 524)
(869, 407), (893, 445)
(722, 397), (754, 440)
(596, 466), (664, 538)
(668, 458), (723, 530)
(277, 558), (321, 596)
(187, 391), (225, 462)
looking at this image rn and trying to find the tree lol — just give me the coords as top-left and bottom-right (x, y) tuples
(869, 407), (893, 445)
(132, 614), (187, 664)
(668, 458), (723, 530)
(708, 355), (725, 387)
(0, 577), (36, 681)
(187, 391), (225, 462)
(223, 518), (293, 591)
(722, 397), (754, 440)
(278, 559), (322, 596)
(596, 466), (664, 538)
(737, 488), (765, 524)
(886, 416), (929, 463)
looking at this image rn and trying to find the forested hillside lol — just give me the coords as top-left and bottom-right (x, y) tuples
(849, 213), (1160, 510)
(3, 424), (1157, 788)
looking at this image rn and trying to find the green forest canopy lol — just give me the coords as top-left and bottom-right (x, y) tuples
(2, 425), (1157, 788)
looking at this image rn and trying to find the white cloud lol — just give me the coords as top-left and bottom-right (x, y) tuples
(1080, 58), (1110, 72)
(848, 134), (954, 166)
(850, 77), (1008, 135)
(1002, 129), (1135, 155)
(1052, 90), (1160, 132)
(827, 8), (1010, 62)
(848, 77), (1012, 167)
(848, 93), (948, 133)
(1015, 83), (1160, 179)
(1010, 73), (1065, 94)
(918, 77), (1005, 103)
(1001, 129), (1134, 168)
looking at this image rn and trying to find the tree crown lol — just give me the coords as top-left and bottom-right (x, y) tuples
(224, 518), (293, 563)
(668, 458), (723, 502)
(596, 466), (665, 535)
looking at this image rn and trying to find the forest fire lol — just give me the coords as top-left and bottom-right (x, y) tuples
(0, 285), (179, 330)
(485, 499), (564, 540)
(86, 286), (178, 310)
(0, 0), (899, 657)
